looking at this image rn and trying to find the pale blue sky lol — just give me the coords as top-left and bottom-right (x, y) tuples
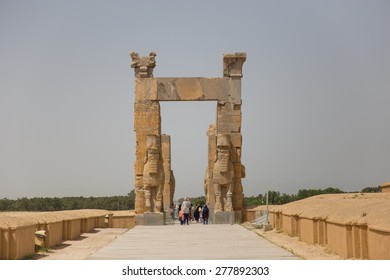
(1, 1), (389, 199)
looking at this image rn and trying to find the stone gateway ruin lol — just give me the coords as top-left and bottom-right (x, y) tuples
(130, 52), (246, 225)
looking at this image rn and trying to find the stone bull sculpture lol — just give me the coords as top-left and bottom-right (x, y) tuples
(142, 134), (164, 213)
(213, 134), (234, 212)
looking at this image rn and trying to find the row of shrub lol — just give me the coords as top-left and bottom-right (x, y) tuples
(243, 186), (381, 207)
(0, 191), (135, 211)
(0, 186), (380, 211)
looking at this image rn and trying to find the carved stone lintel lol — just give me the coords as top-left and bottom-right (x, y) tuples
(130, 51), (157, 78)
(223, 53), (246, 78)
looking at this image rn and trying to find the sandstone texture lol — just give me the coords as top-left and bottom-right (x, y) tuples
(131, 52), (247, 224)
(250, 193), (390, 259)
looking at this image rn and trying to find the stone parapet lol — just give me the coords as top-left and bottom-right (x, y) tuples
(111, 211), (136, 228)
(0, 210), (113, 260)
(246, 194), (390, 259)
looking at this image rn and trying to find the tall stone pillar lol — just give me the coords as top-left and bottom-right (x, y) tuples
(133, 101), (161, 214)
(132, 52), (166, 224)
(211, 53), (246, 224)
(205, 124), (217, 209)
(161, 134), (175, 213)
(131, 52), (159, 214)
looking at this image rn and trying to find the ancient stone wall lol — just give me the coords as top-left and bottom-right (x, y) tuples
(111, 211), (136, 229)
(248, 194), (390, 259)
(0, 210), (113, 260)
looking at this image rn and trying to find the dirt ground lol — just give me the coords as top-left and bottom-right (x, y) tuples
(34, 228), (129, 260)
(242, 222), (342, 260)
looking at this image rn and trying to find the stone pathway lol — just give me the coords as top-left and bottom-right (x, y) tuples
(87, 222), (300, 260)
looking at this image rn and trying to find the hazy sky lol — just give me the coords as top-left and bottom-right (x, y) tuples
(1, 1), (389, 199)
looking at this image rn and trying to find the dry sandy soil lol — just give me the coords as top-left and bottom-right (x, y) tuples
(34, 228), (129, 260)
(242, 223), (342, 260)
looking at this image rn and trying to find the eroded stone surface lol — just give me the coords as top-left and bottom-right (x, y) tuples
(213, 134), (235, 212)
(131, 52), (246, 223)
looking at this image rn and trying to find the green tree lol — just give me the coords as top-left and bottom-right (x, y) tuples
(361, 186), (381, 193)
(0, 198), (14, 211)
(297, 187), (344, 200)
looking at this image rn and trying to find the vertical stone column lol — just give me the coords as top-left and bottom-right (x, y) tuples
(223, 53), (246, 213)
(131, 52), (164, 223)
(205, 124), (217, 209)
(212, 53), (246, 223)
(133, 101), (161, 214)
(161, 134), (175, 213)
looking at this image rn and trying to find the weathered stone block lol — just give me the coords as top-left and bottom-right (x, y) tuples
(228, 79), (242, 104)
(134, 159), (144, 176)
(161, 135), (171, 160)
(223, 53), (246, 78)
(155, 77), (232, 102)
(263, 224), (273, 231)
(217, 103), (242, 133)
(233, 192), (244, 211)
(134, 101), (161, 132)
(135, 78), (157, 101)
(214, 211), (233, 224)
(218, 116), (241, 134)
(230, 134), (242, 148)
(132, 53), (246, 222)
(136, 212), (166, 225)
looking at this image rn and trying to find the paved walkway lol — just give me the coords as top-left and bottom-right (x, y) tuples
(87, 222), (300, 260)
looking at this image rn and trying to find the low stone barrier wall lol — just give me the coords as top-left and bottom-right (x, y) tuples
(38, 221), (63, 248)
(112, 211), (136, 228)
(367, 226), (390, 260)
(0, 209), (114, 260)
(251, 193), (390, 260)
(242, 210), (256, 222)
(0, 216), (36, 260)
(63, 218), (82, 240)
(242, 208), (267, 223)
(0, 225), (37, 260)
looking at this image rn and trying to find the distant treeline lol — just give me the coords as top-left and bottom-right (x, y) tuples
(0, 191), (135, 212)
(243, 186), (381, 207)
(0, 187), (381, 212)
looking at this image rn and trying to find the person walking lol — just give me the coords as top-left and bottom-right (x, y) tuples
(193, 204), (200, 222)
(178, 208), (184, 225)
(202, 204), (209, 225)
(170, 203), (175, 223)
(198, 205), (203, 223)
(181, 197), (191, 225)
(174, 203), (179, 220)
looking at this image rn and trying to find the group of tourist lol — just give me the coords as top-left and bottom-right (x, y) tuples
(171, 197), (209, 225)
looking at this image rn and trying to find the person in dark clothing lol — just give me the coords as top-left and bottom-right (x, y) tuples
(202, 204), (209, 225)
(193, 204), (200, 222)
